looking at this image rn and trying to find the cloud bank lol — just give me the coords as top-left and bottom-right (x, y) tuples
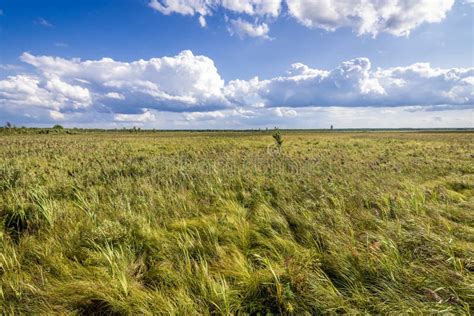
(148, 0), (455, 38)
(230, 58), (474, 108)
(0, 51), (472, 125)
(8, 50), (228, 113)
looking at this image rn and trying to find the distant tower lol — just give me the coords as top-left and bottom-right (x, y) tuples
(330, 125), (334, 130)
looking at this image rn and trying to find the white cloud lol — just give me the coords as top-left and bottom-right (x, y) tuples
(148, 0), (211, 15)
(184, 107), (258, 121)
(104, 92), (125, 100)
(148, 0), (454, 38)
(16, 50), (228, 113)
(224, 76), (264, 107)
(228, 18), (271, 39)
(1, 51), (472, 127)
(49, 110), (65, 120)
(0, 75), (91, 111)
(185, 110), (228, 121)
(374, 63), (474, 106)
(286, 0), (454, 36)
(198, 15), (207, 27)
(114, 110), (156, 122)
(44, 76), (92, 108)
(149, 0), (282, 17)
(274, 107), (297, 117)
(220, 0), (282, 16)
(0, 75), (53, 108)
(231, 58), (473, 108)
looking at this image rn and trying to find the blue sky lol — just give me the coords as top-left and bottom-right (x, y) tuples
(0, 0), (473, 128)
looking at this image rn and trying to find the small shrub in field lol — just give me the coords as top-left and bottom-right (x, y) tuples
(272, 128), (283, 149)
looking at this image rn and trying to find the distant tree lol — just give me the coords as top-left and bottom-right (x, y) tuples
(53, 124), (64, 129)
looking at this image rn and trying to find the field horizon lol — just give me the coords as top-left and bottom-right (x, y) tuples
(2, 125), (474, 132)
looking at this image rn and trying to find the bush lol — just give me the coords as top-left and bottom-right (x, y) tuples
(272, 128), (283, 148)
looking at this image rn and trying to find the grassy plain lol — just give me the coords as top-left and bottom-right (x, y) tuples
(0, 131), (473, 314)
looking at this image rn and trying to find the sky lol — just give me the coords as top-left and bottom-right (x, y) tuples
(0, 0), (473, 129)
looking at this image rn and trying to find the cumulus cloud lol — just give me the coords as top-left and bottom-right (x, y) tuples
(148, 0), (454, 38)
(149, 0), (282, 17)
(232, 58), (473, 108)
(224, 76), (264, 107)
(0, 51), (472, 126)
(148, 0), (281, 38)
(228, 18), (271, 39)
(220, 0), (282, 17)
(0, 74), (91, 111)
(373, 63), (474, 106)
(14, 50), (228, 113)
(286, 0), (454, 36)
(148, 0), (211, 15)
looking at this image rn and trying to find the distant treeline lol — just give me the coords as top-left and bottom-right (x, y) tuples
(1, 122), (473, 135)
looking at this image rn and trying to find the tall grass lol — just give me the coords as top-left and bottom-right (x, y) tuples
(0, 131), (473, 314)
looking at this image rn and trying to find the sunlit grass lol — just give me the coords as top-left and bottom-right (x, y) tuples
(0, 131), (473, 314)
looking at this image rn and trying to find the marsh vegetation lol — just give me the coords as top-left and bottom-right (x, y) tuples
(0, 131), (473, 314)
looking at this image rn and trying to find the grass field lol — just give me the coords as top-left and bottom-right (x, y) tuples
(0, 131), (473, 314)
